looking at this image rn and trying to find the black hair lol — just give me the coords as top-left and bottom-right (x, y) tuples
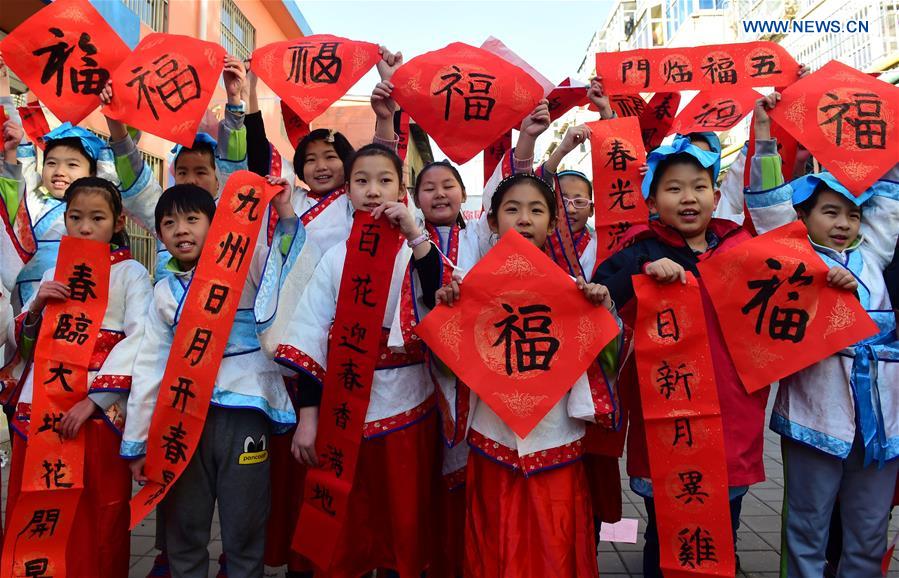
(173, 143), (216, 172)
(64, 176), (128, 246)
(154, 184), (217, 235)
(648, 152), (715, 198)
(488, 173), (558, 224)
(293, 128), (355, 182)
(795, 182), (861, 216)
(413, 160), (467, 228)
(44, 137), (98, 175)
(344, 143), (404, 189)
(557, 170), (593, 199)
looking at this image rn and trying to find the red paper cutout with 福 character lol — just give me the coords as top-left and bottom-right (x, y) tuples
(391, 42), (544, 165)
(697, 220), (878, 393)
(0, 0), (131, 125)
(414, 230), (619, 438)
(668, 87), (760, 136)
(253, 35), (381, 124)
(768, 60), (899, 196)
(103, 33), (225, 147)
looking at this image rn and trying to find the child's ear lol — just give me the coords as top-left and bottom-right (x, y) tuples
(712, 188), (721, 211)
(487, 213), (499, 235)
(646, 195), (658, 214)
(114, 213), (126, 234)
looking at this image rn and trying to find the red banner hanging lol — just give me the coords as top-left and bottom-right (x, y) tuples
(768, 60), (899, 196)
(639, 92), (681, 149)
(595, 41), (799, 95)
(1, 237), (110, 578)
(130, 171), (280, 526)
(104, 33), (225, 147)
(0, 0), (131, 125)
(253, 35), (380, 124)
(588, 116), (649, 262)
(697, 220), (878, 392)
(415, 230), (619, 438)
(17, 102), (53, 151)
(391, 42), (543, 165)
(280, 99), (310, 146)
(634, 273), (735, 577)
(483, 130), (512, 186)
(547, 78), (589, 121)
(668, 88), (759, 136)
(291, 212), (404, 570)
(395, 109), (411, 162)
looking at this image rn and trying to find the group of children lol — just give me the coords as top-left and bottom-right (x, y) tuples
(0, 43), (896, 578)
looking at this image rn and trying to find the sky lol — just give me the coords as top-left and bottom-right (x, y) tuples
(293, 0), (615, 199)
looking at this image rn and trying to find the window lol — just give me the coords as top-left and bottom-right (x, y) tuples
(122, 0), (169, 32)
(221, 0), (256, 61)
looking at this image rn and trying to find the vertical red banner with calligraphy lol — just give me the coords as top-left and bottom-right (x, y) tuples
(588, 116), (649, 263)
(2, 237), (110, 578)
(130, 171), (280, 527)
(292, 212), (404, 570)
(634, 274), (735, 577)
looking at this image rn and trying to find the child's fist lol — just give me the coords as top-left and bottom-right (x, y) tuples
(644, 258), (687, 284)
(826, 266), (858, 292)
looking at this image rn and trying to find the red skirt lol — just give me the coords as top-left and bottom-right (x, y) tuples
(430, 470), (466, 578)
(304, 412), (438, 578)
(264, 429), (314, 572)
(6, 418), (131, 578)
(464, 452), (599, 578)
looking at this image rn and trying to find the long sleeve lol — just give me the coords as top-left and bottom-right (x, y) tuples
(245, 111), (272, 177)
(591, 245), (646, 309)
(859, 164), (899, 271)
(214, 106), (249, 184)
(273, 247), (338, 383)
(744, 139), (795, 235)
(120, 287), (173, 458)
(411, 244), (441, 310)
(713, 145), (747, 225)
(89, 262), (153, 411)
(109, 134), (163, 233)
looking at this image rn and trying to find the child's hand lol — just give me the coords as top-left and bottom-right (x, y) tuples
(436, 276), (462, 308)
(798, 63), (811, 79)
(3, 119), (24, 154)
(559, 125), (591, 156)
(644, 258), (687, 284)
(827, 266), (858, 292)
(576, 276), (612, 309)
(129, 456), (148, 484)
(753, 92), (781, 141)
(292, 406), (319, 466)
(520, 99), (551, 138)
(99, 81), (114, 106)
(376, 46), (403, 81)
(638, 163), (649, 176)
(31, 280), (70, 314)
(59, 398), (97, 440)
(371, 81), (397, 120)
(371, 201), (419, 240)
(588, 76), (613, 119)
(267, 175), (295, 220)
(223, 55), (246, 106)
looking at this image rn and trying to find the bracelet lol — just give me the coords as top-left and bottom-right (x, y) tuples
(407, 230), (430, 249)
